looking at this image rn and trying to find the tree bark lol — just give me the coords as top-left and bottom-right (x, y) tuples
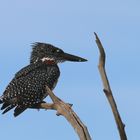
(94, 32), (127, 140)
(37, 86), (92, 140)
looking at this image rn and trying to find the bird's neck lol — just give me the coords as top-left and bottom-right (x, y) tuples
(43, 60), (56, 65)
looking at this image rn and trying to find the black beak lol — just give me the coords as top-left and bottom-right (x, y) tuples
(62, 52), (87, 62)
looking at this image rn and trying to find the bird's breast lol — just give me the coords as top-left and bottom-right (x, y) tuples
(45, 65), (60, 90)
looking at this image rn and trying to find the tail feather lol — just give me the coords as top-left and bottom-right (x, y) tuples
(1, 103), (10, 110)
(14, 106), (27, 117)
(2, 105), (15, 114)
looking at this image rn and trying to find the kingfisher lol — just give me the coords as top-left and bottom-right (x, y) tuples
(0, 42), (87, 117)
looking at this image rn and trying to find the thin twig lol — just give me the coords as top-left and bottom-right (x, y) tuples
(94, 32), (127, 140)
(37, 86), (92, 140)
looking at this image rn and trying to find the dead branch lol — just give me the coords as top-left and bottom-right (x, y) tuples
(94, 32), (127, 140)
(37, 86), (92, 140)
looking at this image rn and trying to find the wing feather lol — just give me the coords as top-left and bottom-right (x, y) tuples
(15, 62), (43, 78)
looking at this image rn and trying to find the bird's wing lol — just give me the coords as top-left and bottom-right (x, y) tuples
(15, 62), (43, 79)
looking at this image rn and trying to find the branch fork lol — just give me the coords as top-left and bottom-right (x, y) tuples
(36, 86), (92, 140)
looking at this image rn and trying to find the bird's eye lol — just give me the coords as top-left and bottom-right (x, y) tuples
(52, 49), (63, 54)
(52, 49), (61, 53)
(56, 49), (60, 53)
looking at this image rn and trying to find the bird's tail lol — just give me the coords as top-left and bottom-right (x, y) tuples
(14, 105), (27, 117)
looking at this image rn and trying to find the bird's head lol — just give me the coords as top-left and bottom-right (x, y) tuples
(30, 42), (87, 64)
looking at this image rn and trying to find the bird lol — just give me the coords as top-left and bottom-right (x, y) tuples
(0, 42), (87, 117)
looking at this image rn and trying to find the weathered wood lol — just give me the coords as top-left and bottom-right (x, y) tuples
(94, 32), (127, 140)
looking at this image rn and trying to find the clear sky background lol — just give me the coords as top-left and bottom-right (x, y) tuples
(0, 0), (139, 140)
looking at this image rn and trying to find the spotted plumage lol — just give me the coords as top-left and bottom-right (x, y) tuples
(0, 42), (87, 117)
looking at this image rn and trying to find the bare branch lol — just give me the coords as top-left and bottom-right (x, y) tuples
(94, 32), (127, 140)
(37, 86), (92, 140)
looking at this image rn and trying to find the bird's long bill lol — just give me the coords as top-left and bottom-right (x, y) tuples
(63, 52), (87, 62)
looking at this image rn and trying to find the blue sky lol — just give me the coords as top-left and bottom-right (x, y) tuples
(0, 0), (140, 140)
